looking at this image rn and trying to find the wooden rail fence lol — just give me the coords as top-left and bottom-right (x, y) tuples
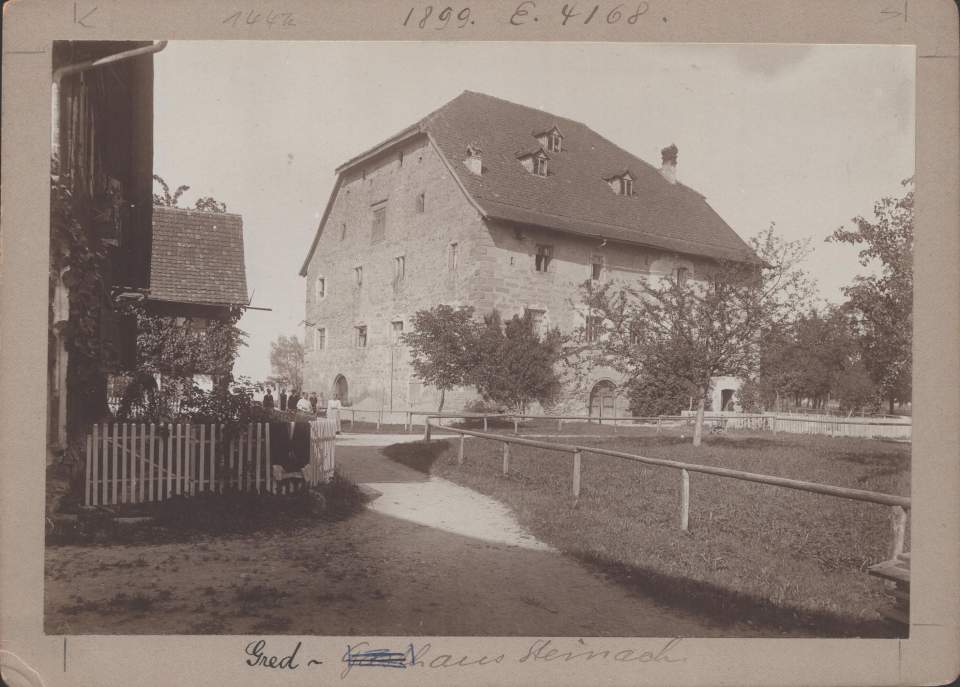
(430, 422), (911, 559)
(84, 420), (337, 506)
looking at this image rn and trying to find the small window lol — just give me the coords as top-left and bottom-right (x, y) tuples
(356, 326), (367, 348)
(591, 256), (604, 281)
(315, 327), (326, 351)
(535, 245), (553, 273)
(675, 267), (689, 286)
(315, 277), (326, 300)
(416, 192), (425, 213)
(391, 320), (404, 345)
(525, 308), (546, 336)
(354, 266), (363, 287)
(548, 131), (562, 153)
(371, 206), (386, 243)
(393, 256), (406, 286)
(448, 242), (459, 271)
(533, 156), (548, 177)
(621, 177), (633, 196)
(340, 223), (347, 241)
(585, 316), (602, 343)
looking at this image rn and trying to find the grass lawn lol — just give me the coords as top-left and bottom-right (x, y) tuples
(383, 429), (910, 636)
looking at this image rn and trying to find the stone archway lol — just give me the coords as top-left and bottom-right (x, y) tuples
(589, 380), (617, 420)
(333, 374), (349, 404)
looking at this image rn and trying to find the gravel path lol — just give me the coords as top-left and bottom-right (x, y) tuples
(45, 436), (771, 636)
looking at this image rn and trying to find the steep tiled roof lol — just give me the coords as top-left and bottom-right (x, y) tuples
(150, 206), (248, 306)
(300, 90), (757, 275)
(422, 91), (756, 262)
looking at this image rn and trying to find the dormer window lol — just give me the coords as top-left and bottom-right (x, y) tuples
(535, 126), (563, 153)
(605, 171), (635, 196)
(518, 149), (550, 177)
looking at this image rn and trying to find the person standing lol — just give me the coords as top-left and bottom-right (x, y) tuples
(309, 392), (319, 414)
(296, 393), (312, 414)
(327, 397), (342, 433)
(263, 387), (275, 410)
(279, 388), (288, 411)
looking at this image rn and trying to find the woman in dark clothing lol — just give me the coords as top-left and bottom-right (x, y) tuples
(263, 388), (275, 410)
(309, 392), (318, 414)
(279, 389), (288, 411)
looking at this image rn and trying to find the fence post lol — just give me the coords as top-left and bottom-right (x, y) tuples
(406, 411), (412, 433)
(657, 416), (662, 434)
(513, 416), (519, 434)
(572, 449), (582, 499)
(502, 442), (510, 475)
(377, 409), (382, 431)
(85, 433), (92, 507)
(458, 434), (465, 465)
(423, 418), (432, 442)
(350, 409), (355, 430)
(890, 506), (907, 558)
(680, 469), (690, 532)
(483, 416), (488, 431)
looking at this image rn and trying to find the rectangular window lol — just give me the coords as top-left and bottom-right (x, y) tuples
(621, 177), (633, 196)
(315, 327), (326, 351)
(585, 316), (602, 343)
(340, 223), (347, 241)
(354, 266), (363, 287)
(371, 206), (386, 243)
(534, 156), (548, 176)
(391, 320), (404, 345)
(393, 255), (406, 288)
(416, 192), (425, 213)
(675, 267), (689, 286)
(448, 242), (459, 271)
(591, 256), (604, 281)
(315, 277), (326, 300)
(548, 132), (562, 152)
(535, 244), (553, 272)
(525, 308), (546, 336)
(356, 326), (367, 348)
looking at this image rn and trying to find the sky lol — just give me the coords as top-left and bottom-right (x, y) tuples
(153, 41), (915, 382)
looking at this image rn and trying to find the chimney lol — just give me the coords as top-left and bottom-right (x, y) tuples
(464, 142), (482, 176)
(660, 144), (678, 184)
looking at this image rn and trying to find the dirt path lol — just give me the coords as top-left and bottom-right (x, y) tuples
(45, 437), (777, 637)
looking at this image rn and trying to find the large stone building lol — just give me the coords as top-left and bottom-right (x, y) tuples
(299, 91), (755, 414)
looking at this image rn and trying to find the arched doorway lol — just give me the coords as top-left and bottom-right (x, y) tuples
(720, 388), (736, 411)
(333, 375), (348, 404)
(589, 380), (616, 421)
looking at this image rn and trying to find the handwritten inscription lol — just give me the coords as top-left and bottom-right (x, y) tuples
(242, 636), (685, 677)
(223, 9), (296, 28)
(402, 2), (654, 29)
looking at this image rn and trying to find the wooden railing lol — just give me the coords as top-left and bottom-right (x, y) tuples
(428, 422), (911, 558)
(84, 420), (337, 506)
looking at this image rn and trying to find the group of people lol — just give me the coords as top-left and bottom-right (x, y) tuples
(262, 388), (319, 414)
(261, 387), (342, 431)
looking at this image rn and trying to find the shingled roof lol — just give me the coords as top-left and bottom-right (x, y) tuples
(301, 91), (757, 274)
(150, 206), (249, 307)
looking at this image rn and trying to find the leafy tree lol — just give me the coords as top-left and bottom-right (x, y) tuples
(193, 196), (227, 213)
(402, 305), (479, 411)
(834, 359), (879, 416)
(472, 310), (564, 415)
(575, 225), (814, 446)
(828, 178), (913, 414)
(626, 367), (692, 417)
(269, 335), (305, 392)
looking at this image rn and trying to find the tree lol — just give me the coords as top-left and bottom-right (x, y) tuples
(834, 359), (879, 416)
(402, 305), (479, 411)
(472, 310), (564, 414)
(269, 335), (304, 391)
(625, 368), (692, 417)
(576, 224), (814, 446)
(153, 174), (228, 212)
(828, 178), (913, 414)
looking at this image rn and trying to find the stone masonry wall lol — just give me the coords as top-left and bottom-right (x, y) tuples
(302, 137), (486, 411)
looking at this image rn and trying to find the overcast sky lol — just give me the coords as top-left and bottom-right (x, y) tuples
(153, 41), (915, 382)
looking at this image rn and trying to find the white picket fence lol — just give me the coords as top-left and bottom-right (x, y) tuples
(83, 419), (337, 507)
